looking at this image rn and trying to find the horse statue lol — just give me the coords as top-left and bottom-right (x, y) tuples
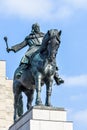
(5, 29), (63, 122)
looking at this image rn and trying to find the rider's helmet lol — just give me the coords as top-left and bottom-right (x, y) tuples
(32, 23), (40, 33)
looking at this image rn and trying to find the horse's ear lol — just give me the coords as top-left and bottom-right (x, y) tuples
(59, 30), (62, 36)
(48, 30), (50, 35)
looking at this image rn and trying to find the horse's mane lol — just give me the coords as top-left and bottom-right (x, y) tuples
(30, 29), (61, 61)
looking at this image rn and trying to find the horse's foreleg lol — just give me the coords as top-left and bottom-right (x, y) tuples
(35, 73), (42, 105)
(45, 78), (53, 106)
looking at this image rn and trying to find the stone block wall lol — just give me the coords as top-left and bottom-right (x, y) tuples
(0, 60), (14, 130)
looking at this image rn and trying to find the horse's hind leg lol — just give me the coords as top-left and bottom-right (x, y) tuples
(24, 89), (34, 111)
(13, 81), (22, 122)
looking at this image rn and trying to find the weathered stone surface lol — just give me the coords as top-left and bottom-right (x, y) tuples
(9, 106), (73, 130)
(0, 60), (6, 77)
(0, 61), (14, 130)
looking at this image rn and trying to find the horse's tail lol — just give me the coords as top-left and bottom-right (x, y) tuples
(17, 93), (23, 116)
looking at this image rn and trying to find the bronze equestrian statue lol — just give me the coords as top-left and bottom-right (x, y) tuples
(4, 23), (63, 85)
(4, 25), (64, 122)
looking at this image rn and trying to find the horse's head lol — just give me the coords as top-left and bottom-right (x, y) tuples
(40, 29), (61, 62)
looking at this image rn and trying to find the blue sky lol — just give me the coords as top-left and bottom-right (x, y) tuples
(0, 0), (87, 130)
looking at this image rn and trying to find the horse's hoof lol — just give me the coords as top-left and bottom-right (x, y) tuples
(45, 103), (52, 107)
(36, 102), (43, 106)
(14, 118), (18, 123)
(35, 99), (42, 106)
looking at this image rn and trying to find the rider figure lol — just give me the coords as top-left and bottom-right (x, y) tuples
(6, 23), (64, 85)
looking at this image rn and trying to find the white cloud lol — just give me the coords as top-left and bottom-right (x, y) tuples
(70, 93), (87, 101)
(67, 108), (87, 127)
(65, 0), (87, 9)
(0, 0), (84, 21)
(0, 0), (52, 19)
(73, 109), (87, 124)
(0, 0), (87, 20)
(63, 74), (87, 87)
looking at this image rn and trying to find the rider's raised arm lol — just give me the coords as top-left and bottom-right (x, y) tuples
(11, 40), (27, 53)
(4, 36), (28, 53)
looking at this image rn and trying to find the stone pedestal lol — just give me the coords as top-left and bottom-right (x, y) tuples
(9, 106), (73, 130)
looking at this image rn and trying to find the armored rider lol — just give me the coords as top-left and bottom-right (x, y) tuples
(6, 23), (64, 85)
